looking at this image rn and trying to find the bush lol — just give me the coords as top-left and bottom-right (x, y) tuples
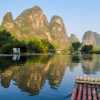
(71, 42), (81, 53)
(26, 39), (55, 53)
(0, 27), (55, 54)
(81, 45), (93, 54)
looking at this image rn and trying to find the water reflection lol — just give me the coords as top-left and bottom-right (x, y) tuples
(82, 54), (100, 74)
(48, 55), (70, 89)
(12, 54), (20, 61)
(0, 54), (99, 96)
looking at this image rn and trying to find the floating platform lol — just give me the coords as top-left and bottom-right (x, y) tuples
(71, 76), (100, 100)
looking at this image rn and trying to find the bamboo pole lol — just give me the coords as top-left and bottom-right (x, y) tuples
(71, 85), (78, 100)
(92, 87), (97, 100)
(82, 84), (87, 100)
(88, 85), (92, 100)
(77, 84), (82, 100)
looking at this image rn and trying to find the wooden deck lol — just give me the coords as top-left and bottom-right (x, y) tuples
(71, 76), (100, 100)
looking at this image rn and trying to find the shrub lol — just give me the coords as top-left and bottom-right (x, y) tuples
(0, 27), (55, 54)
(81, 45), (93, 54)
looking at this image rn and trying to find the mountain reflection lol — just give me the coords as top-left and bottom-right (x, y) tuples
(48, 55), (70, 89)
(82, 54), (100, 74)
(0, 54), (99, 95)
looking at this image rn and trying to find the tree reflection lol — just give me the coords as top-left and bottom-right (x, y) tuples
(82, 54), (100, 74)
(1, 70), (13, 88)
(14, 55), (51, 95)
(0, 54), (99, 95)
(0, 55), (70, 95)
(48, 55), (70, 89)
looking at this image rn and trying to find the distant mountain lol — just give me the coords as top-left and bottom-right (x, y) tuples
(82, 31), (100, 46)
(2, 6), (50, 41)
(49, 16), (69, 50)
(2, 12), (20, 37)
(1, 6), (69, 51)
(70, 34), (79, 43)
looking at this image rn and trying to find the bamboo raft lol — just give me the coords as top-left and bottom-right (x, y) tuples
(71, 76), (100, 100)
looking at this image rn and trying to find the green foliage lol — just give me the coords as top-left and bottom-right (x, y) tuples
(81, 45), (93, 54)
(0, 26), (5, 32)
(92, 46), (100, 54)
(0, 27), (15, 51)
(27, 39), (55, 53)
(71, 42), (81, 51)
(0, 32), (13, 45)
(0, 27), (55, 54)
(70, 42), (81, 55)
(1, 40), (27, 53)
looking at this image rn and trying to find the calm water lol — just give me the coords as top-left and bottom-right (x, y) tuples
(0, 54), (100, 100)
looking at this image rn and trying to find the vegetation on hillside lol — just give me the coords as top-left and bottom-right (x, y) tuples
(81, 45), (100, 54)
(70, 42), (81, 54)
(0, 26), (55, 54)
(92, 46), (100, 54)
(81, 45), (93, 54)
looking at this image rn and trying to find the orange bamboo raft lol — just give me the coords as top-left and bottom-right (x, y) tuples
(71, 76), (100, 100)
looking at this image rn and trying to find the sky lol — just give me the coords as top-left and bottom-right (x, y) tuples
(0, 0), (100, 39)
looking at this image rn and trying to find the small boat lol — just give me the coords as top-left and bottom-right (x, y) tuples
(13, 48), (20, 55)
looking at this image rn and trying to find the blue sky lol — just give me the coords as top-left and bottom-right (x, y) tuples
(0, 0), (100, 39)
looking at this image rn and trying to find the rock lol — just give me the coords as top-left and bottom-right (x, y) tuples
(49, 16), (69, 50)
(1, 6), (70, 51)
(82, 31), (100, 46)
(2, 12), (21, 38)
(70, 34), (79, 43)
(15, 6), (51, 41)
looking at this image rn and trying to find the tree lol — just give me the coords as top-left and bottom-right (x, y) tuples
(70, 42), (81, 54)
(0, 27), (55, 54)
(72, 42), (81, 51)
(81, 45), (93, 54)
(0, 29), (14, 47)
